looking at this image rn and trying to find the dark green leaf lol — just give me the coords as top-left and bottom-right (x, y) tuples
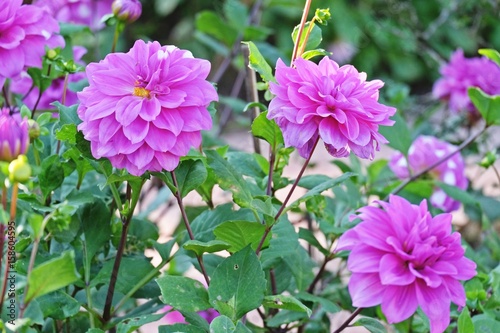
(263, 295), (311, 316)
(291, 23), (322, 52)
(298, 228), (329, 255)
(195, 11), (238, 46)
(116, 313), (166, 333)
(242, 41), (276, 83)
(80, 200), (112, 263)
(159, 324), (205, 333)
(468, 87), (500, 126)
(251, 111), (284, 149)
(25, 251), (79, 303)
(434, 181), (479, 207)
(183, 239), (231, 256)
(174, 159), (208, 198)
(37, 291), (80, 319)
(378, 112), (412, 154)
(223, 0), (248, 30)
(54, 102), (81, 127)
(208, 246), (266, 321)
(39, 155), (65, 199)
(209, 316), (251, 333)
(214, 221), (270, 252)
(157, 276), (211, 312)
(153, 239), (176, 261)
(355, 317), (387, 333)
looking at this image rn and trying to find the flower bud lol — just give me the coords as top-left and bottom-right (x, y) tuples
(27, 119), (41, 141)
(9, 155), (32, 183)
(0, 108), (29, 162)
(112, 0), (142, 24)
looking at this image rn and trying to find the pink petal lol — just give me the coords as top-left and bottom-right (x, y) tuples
(381, 284), (418, 323)
(347, 245), (385, 273)
(415, 279), (451, 333)
(348, 273), (384, 307)
(379, 253), (415, 285)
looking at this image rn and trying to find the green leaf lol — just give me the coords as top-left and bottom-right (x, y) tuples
(157, 276), (211, 312)
(206, 150), (254, 208)
(355, 317), (387, 333)
(80, 200), (112, 264)
(223, 0), (248, 31)
(378, 112), (412, 154)
(479, 48), (500, 66)
(301, 48), (331, 60)
(159, 324), (205, 333)
(434, 181), (479, 207)
(209, 316), (251, 333)
(37, 291), (80, 319)
(183, 239), (231, 256)
(39, 155), (65, 200)
(472, 314), (500, 333)
(25, 251), (79, 303)
(117, 313), (166, 333)
(195, 11), (238, 46)
(153, 239), (177, 261)
(291, 22), (322, 52)
(251, 111), (284, 149)
(86, 329), (105, 333)
(458, 307), (474, 333)
(53, 102), (81, 127)
(468, 87), (500, 126)
(288, 173), (354, 211)
(242, 41), (275, 83)
(208, 246), (266, 321)
(298, 228), (329, 255)
(214, 221), (270, 252)
(263, 295), (311, 316)
(55, 124), (77, 144)
(174, 159), (208, 198)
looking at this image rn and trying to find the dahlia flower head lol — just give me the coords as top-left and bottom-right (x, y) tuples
(0, 108), (30, 162)
(337, 195), (476, 333)
(267, 57), (396, 159)
(10, 46), (87, 110)
(77, 39), (218, 176)
(389, 136), (468, 213)
(34, 0), (113, 31)
(433, 49), (500, 114)
(0, 0), (65, 88)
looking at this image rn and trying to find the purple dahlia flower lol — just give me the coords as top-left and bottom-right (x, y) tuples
(10, 46), (87, 110)
(34, 0), (113, 31)
(77, 39), (218, 176)
(0, 0), (65, 88)
(267, 57), (396, 159)
(337, 195), (476, 333)
(389, 136), (468, 212)
(433, 49), (500, 114)
(0, 108), (30, 162)
(112, 0), (142, 23)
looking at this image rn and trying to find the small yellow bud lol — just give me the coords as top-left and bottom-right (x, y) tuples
(9, 155), (32, 183)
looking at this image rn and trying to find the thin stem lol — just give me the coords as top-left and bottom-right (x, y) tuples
(111, 21), (123, 53)
(242, 43), (261, 155)
(296, 18), (317, 58)
(385, 125), (487, 200)
(332, 307), (363, 333)
(32, 64), (51, 118)
(0, 187), (7, 277)
(291, 0), (313, 62)
(266, 146), (276, 197)
(2, 85), (10, 109)
(170, 171), (210, 285)
(491, 164), (500, 186)
(307, 254), (332, 293)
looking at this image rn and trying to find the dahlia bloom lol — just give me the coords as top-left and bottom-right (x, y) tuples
(34, 0), (113, 31)
(337, 195), (476, 333)
(389, 136), (468, 212)
(10, 46), (87, 110)
(0, 108), (30, 162)
(112, 0), (142, 23)
(433, 49), (500, 114)
(77, 39), (217, 176)
(0, 0), (65, 88)
(267, 57), (396, 159)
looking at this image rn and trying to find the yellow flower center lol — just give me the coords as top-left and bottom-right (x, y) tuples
(133, 87), (151, 99)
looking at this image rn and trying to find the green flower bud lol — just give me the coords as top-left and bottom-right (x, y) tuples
(27, 119), (41, 141)
(315, 8), (331, 25)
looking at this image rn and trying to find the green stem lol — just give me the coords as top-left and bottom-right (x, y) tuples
(111, 21), (124, 53)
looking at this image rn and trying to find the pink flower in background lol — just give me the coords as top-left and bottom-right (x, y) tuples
(77, 39), (217, 176)
(10, 47), (87, 110)
(0, 108), (30, 162)
(163, 306), (219, 325)
(433, 49), (500, 114)
(337, 195), (476, 333)
(267, 57), (396, 159)
(34, 0), (113, 31)
(389, 136), (468, 212)
(112, 0), (142, 23)
(0, 0), (65, 88)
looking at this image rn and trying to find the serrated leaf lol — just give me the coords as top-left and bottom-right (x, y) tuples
(213, 221), (270, 252)
(183, 239), (231, 256)
(206, 150), (254, 208)
(25, 251), (79, 303)
(263, 295), (311, 316)
(242, 41), (275, 83)
(53, 102), (81, 127)
(479, 48), (500, 66)
(468, 87), (500, 126)
(55, 124), (77, 144)
(208, 246), (266, 321)
(37, 291), (80, 319)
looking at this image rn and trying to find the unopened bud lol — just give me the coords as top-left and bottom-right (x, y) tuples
(47, 49), (58, 60)
(112, 0), (142, 24)
(0, 108), (29, 162)
(9, 155), (32, 183)
(27, 119), (41, 141)
(315, 8), (331, 25)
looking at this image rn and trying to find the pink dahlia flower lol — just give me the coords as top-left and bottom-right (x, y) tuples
(0, 108), (30, 162)
(0, 0), (65, 88)
(77, 39), (217, 176)
(10, 46), (87, 110)
(34, 0), (113, 31)
(337, 195), (476, 333)
(267, 57), (396, 159)
(389, 136), (468, 212)
(433, 49), (500, 114)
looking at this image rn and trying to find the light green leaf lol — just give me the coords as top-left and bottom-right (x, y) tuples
(214, 221), (270, 252)
(468, 87), (500, 126)
(251, 111), (284, 149)
(242, 41), (275, 83)
(263, 295), (311, 316)
(37, 291), (80, 320)
(479, 48), (500, 66)
(183, 239), (231, 256)
(355, 317), (386, 333)
(159, 324), (205, 333)
(209, 316), (251, 333)
(301, 48), (331, 60)
(458, 307), (474, 333)
(195, 11), (238, 46)
(117, 313), (166, 333)
(208, 246), (266, 321)
(25, 251), (79, 303)
(472, 314), (500, 333)
(157, 276), (211, 312)
(174, 159), (208, 198)
(378, 112), (412, 154)
(291, 23), (322, 52)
